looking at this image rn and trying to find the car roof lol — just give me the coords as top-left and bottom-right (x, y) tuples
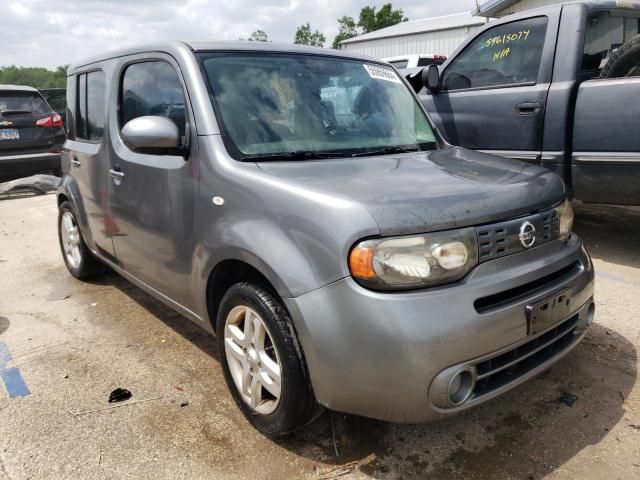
(69, 40), (378, 73)
(383, 54), (440, 61)
(0, 84), (40, 92)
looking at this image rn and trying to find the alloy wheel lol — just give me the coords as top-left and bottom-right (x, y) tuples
(60, 211), (82, 269)
(224, 305), (282, 414)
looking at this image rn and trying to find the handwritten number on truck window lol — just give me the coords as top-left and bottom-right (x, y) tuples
(485, 30), (530, 48)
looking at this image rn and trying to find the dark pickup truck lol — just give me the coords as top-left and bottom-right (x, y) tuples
(411, 0), (640, 206)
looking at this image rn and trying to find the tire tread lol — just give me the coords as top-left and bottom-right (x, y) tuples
(216, 282), (320, 436)
(599, 34), (640, 79)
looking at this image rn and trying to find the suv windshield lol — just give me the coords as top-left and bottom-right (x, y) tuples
(197, 53), (437, 160)
(0, 91), (51, 117)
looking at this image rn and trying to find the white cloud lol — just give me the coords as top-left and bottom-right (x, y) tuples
(0, 0), (477, 68)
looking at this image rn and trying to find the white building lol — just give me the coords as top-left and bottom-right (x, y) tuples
(339, 0), (565, 59)
(338, 12), (488, 59)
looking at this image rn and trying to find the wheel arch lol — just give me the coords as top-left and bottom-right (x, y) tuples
(205, 258), (282, 334)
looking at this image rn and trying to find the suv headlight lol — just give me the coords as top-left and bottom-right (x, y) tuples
(556, 199), (574, 241)
(349, 227), (478, 290)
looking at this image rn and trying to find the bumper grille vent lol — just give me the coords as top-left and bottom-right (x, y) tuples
(473, 314), (581, 397)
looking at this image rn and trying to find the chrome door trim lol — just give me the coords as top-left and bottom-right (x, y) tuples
(572, 152), (640, 165)
(478, 150), (541, 163)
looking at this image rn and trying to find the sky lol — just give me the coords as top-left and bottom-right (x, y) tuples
(1, 0), (479, 69)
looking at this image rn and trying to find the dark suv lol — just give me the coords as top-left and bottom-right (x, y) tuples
(0, 85), (65, 182)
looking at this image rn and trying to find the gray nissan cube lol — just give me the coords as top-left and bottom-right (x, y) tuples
(57, 41), (595, 436)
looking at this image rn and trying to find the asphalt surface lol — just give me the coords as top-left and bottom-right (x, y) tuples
(0, 194), (638, 480)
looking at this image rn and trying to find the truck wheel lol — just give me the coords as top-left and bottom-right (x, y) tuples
(57, 201), (104, 279)
(217, 282), (320, 436)
(599, 34), (640, 78)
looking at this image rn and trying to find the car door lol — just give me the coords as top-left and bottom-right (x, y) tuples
(421, 12), (559, 164)
(66, 69), (116, 259)
(108, 55), (199, 308)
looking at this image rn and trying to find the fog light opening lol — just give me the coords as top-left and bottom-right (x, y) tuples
(448, 369), (474, 406)
(586, 302), (595, 326)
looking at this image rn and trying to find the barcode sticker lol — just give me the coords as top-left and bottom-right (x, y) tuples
(363, 64), (402, 84)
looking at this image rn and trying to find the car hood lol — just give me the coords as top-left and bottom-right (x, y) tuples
(255, 146), (566, 236)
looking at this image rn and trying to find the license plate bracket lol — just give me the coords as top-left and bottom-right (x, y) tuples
(526, 289), (572, 335)
(0, 128), (19, 140)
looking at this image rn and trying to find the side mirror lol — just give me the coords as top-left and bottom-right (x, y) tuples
(121, 116), (180, 152)
(422, 64), (442, 94)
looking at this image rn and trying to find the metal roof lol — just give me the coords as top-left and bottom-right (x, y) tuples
(475, 0), (520, 17)
(475, 0), (640, 17)
(0, 84), (39, 92)
(339, 12), (487, 45)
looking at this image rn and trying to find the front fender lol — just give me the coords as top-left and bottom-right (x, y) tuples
(196, 213), (357, 305)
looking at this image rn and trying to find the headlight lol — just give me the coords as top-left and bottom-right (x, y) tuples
(349, 227), (478, 290)
(555, 199), (574, 241)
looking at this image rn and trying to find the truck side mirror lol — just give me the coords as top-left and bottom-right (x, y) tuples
(423, 64), (442, 94)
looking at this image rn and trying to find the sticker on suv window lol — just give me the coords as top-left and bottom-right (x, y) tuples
(363, 64), (402, 84)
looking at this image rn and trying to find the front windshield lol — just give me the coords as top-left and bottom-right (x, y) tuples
(197, 52), (437, 159)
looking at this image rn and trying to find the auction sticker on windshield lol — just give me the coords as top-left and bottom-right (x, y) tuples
(363, 64), (402, 84)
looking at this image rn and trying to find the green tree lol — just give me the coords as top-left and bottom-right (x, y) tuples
(0, 65), (68, 89)
(358, 3), (407, 34)
(332, 16), (358, 49)
(249, 30), (269, 42)
(294, 23), (326, 47)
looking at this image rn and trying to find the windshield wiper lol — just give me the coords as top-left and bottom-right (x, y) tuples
(351, 143), (436, 158)
(242, 150), (348, 162)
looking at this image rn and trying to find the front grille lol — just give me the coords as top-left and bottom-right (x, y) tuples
(473, 314), (581, 398)
(477, 209), (559, 263)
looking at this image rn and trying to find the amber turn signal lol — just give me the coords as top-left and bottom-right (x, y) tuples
(348, 245), (376, 279)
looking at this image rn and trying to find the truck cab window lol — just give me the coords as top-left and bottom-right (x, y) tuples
(581, 11), (640, 80)
(120, 61), (187, 139)
(442, 17), (548, 91)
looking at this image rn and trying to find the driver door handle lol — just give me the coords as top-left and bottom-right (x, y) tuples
(515, 102), (542, 115)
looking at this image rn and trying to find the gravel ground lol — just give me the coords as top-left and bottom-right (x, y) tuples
(0, 195), (638, 480)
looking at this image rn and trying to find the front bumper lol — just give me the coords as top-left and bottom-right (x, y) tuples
(0, 152), (61, 182)
(285, 235), (594, 423)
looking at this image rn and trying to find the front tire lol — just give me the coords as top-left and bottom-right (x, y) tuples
(57, 201), (103, 279)
(217, 283), (319, 436)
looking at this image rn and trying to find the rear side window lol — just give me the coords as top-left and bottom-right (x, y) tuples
(0, 91), (50, 118)
(119, 61), (187, 139)
(581, 11), (640, 80)
(442, 16), (548, 91)
(76, 70), (106, 141)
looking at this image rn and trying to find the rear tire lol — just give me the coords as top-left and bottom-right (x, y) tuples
(216, 282), (319, 436)
(599, 34), (640, 78)
(57, 201), (104, 279)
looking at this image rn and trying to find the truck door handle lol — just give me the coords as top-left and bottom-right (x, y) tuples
(71, 156), (81, 167)
(515, 102), (542, 115)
